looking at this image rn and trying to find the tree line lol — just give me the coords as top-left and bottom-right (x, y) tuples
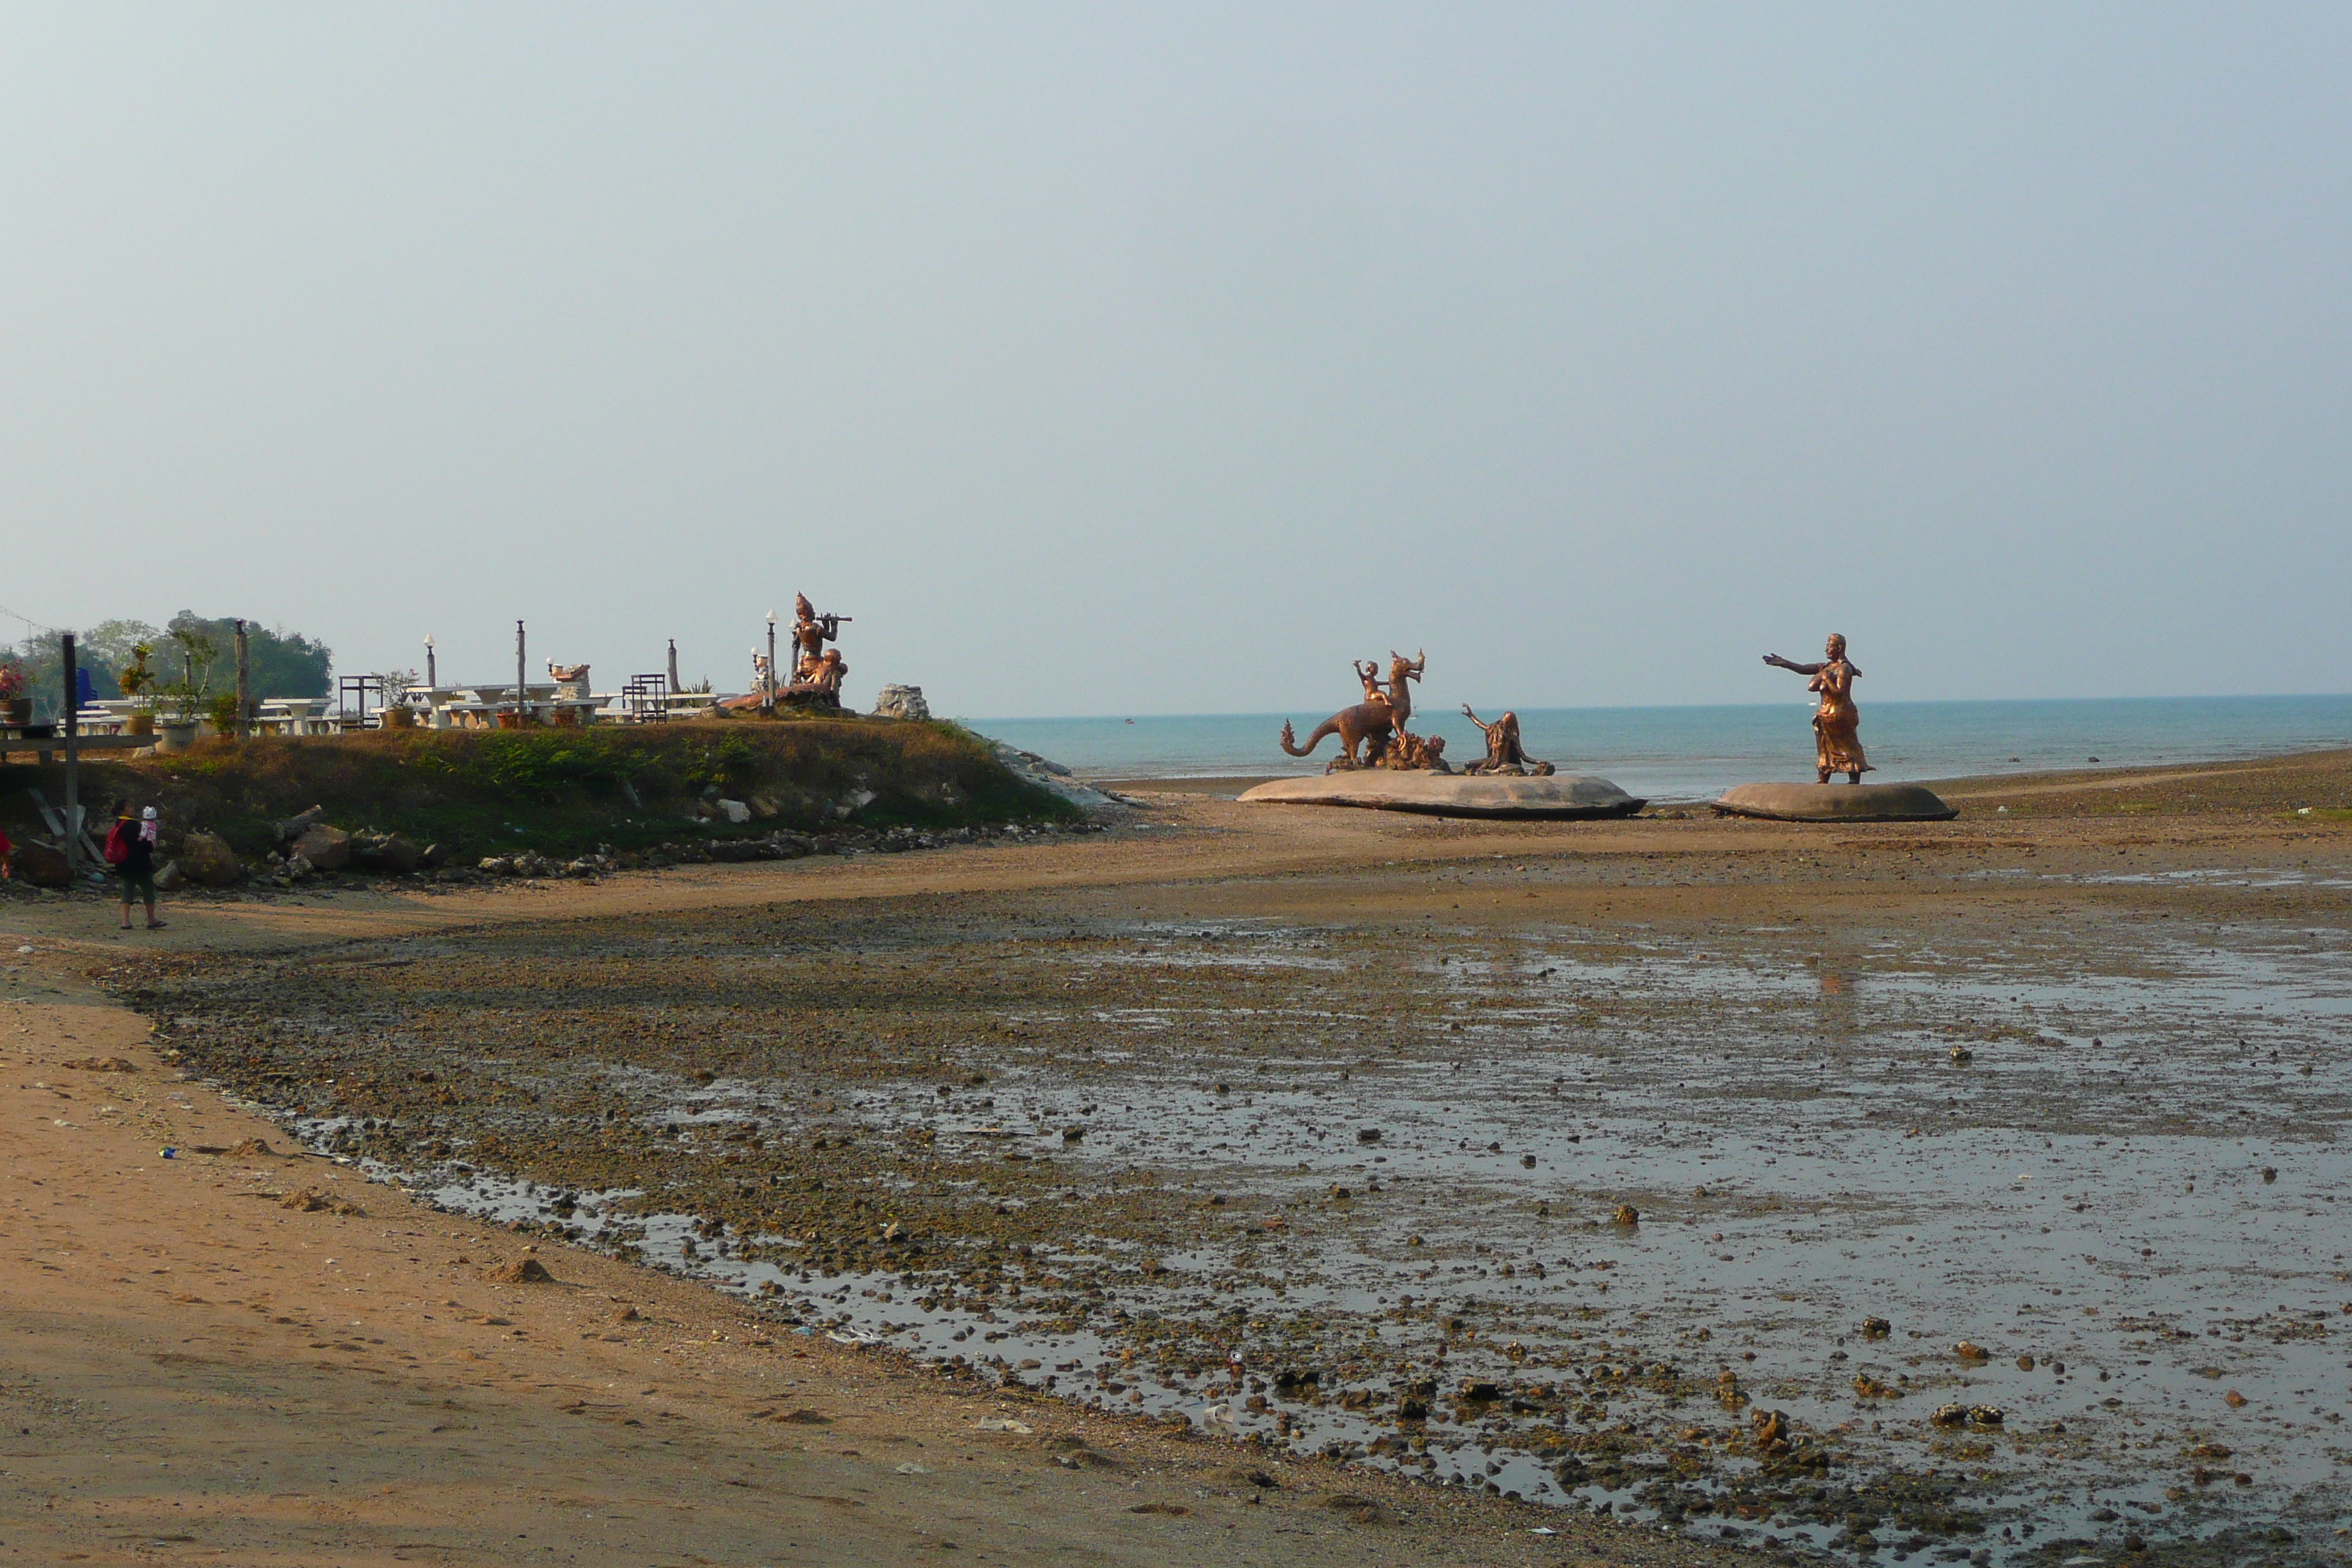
(7, 612), (331, 721)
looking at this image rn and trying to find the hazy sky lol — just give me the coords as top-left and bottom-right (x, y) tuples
(5, 6), (2347, 717)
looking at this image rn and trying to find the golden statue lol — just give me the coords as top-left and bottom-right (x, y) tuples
(1280, 650), (1441, 771)
(1765, 633), (1870, 783)
(1344, 657), (1449, 768)
(788, 593), (851, 683)
(765, 592), (853, 709)
(1460, 706), (1553, 776)
(1380, 728), (1450, 772)
(787, 647), (848, 702)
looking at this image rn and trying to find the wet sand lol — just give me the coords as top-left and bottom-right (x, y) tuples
(4, 747), (2348, 1567)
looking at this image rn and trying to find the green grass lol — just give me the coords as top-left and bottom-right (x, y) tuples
(3, 717), (1077, 859)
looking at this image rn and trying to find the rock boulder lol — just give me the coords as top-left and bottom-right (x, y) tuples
(15, 842), (70, 888)
(872, 684), (932, 721)
(988, 742), (1128, 815)
(178, 831), (244, 886)
(271, 805), (325, 846)
(354, 833), (421, 874)
(292, 823), (352, 870)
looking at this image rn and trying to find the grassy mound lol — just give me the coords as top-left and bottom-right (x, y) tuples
(6, 719), (1078, 862)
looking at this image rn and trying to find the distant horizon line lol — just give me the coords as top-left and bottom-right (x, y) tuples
(960, 690), (2352, 724)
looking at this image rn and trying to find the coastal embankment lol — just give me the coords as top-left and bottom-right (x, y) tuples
(0, 721), (1088, 892)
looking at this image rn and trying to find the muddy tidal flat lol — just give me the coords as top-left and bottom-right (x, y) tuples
(123, 752), (2352, 1567)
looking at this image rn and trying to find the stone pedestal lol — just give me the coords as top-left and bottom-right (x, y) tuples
(1240, 772), (1646, 819)
(1711, 782), (1956, 822)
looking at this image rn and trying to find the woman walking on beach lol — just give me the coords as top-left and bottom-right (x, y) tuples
(105, 800), (165, 930)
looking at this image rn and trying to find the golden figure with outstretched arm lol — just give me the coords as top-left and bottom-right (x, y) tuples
(1764, 634), (1870, 783)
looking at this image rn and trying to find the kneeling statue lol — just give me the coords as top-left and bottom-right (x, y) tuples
(786, 647), (848, 705)
(1460, 706), (1553, 776)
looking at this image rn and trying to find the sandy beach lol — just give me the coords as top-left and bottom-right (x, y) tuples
(4, 749), (2348, 1567)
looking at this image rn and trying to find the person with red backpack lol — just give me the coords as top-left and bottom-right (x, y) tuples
(105, 799), (165, 931)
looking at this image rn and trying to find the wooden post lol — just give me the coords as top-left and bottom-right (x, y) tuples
(234, 619), (251, 739)
(515, 620), (527, 728)
(60, 633), (79, 883)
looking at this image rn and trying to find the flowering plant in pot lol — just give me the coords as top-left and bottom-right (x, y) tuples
(0, 661), (27, 727)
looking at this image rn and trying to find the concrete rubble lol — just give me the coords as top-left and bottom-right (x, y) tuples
(989, 742), (1134, 815)
(872, 684), (932, 720)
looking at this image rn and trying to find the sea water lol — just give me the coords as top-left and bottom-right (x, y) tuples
(968, 693), (2352, 803)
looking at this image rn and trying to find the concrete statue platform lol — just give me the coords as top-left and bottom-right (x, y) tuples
(1711, 782), (1957, 823)
(1240, 772), (1646, 819)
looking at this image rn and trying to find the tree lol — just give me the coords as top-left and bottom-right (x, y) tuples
(78, 619), (162, 700)
(4, 619), (157, 720)
(164, 612), (333, 701)
(155, 622), (222, 723)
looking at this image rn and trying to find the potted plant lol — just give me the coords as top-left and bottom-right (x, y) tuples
(118, 644), (158, 735)
(152, 626), (219, 753)
(0, 661), (27, 728)
(374, 667), (421, 728)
